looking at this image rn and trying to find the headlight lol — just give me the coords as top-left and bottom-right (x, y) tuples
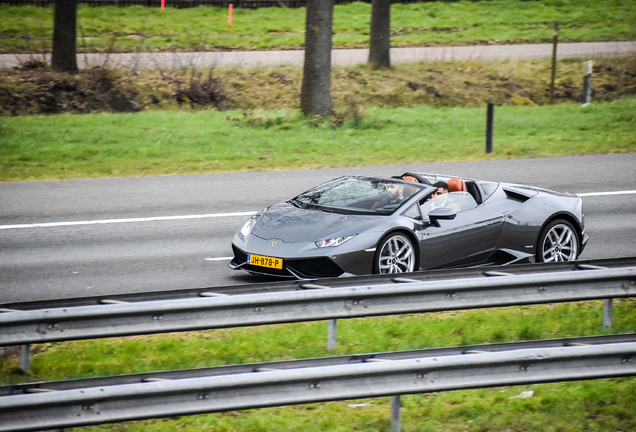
(239, 211), (263, 238)
(315, 234), (357, 248)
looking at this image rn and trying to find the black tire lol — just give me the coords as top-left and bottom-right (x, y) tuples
(373, 233), (416, 274)
(536, 219), (580, 263)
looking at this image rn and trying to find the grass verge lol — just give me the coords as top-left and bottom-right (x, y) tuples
(1, 0), (636, 53)
(2, 299), (636, 431)
(1, 97), (635, 182)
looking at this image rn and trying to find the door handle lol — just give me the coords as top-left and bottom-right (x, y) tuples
(487, 217), (504, 227)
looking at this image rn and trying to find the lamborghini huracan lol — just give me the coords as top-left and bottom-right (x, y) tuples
(229, 172), (588, 279)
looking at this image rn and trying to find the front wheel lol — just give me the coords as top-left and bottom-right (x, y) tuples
(537, 219), (580, 263)
(374, 233), (416, 274)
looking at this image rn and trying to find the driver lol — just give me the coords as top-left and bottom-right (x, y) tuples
(386, 183), (405, 205)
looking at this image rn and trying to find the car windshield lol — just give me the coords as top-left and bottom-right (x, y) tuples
(290, 176), (424, 215)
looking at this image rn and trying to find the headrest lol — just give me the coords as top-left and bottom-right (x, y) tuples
(448, 178), (467, 192)
(402, 176), (419, 183)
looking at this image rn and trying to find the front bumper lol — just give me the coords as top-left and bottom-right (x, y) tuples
(229, 244), (346, 278)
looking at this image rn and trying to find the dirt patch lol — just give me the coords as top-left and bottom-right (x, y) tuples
(0, 65), (141, 116)
(161, 69), (229, 110)
(0, 63), (231, 116)
(0, 346), (19, 360)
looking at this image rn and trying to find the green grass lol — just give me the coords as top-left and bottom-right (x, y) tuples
(1, 0), (636, 53)
(1, 97), (635, 182)
(2, 299), (636, 431)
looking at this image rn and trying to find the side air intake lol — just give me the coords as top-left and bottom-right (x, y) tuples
(503, 188), (532, 203)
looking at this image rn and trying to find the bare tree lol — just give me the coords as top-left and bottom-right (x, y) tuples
(368, 0), (391, 70)
(300, 0), (334, 116)
(51, 0), (78, 73)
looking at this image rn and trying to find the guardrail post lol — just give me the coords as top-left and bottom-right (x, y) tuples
(391, 395), (401, 431)
(486, 102), (494, 154)
(582, 60), (592, 107)
(603, 299), (613, 328)
(20, 344), (31, 372)
(327, 319), (338, 350)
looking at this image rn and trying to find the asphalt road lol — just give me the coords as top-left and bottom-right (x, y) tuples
(1, 153), (635, 304)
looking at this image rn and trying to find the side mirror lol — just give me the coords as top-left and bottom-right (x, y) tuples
(428, 207), (457, 226)
(418, 216), (431, 227)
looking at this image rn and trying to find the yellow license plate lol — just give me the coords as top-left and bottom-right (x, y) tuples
(248, 254), (283, 270)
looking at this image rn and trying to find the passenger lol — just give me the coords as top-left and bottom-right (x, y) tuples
(432, 181), (449, 197)
(430, 195), (456, 211)
(422, 181), (460, 214)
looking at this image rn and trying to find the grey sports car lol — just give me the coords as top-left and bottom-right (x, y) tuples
(229, 172), (588, 279)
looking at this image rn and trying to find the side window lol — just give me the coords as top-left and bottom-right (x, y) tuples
(449, 191), (478, 211)
(419, 194), (439, 215)
(420, 192), (477, 215)
(402, 203), (422, 220)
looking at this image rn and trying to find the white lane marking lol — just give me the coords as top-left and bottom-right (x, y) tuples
(1, 189), (635, 231)
(204, 257), (234, 261)
(0, 211), (257, 230)
(578, 190), (636, 197)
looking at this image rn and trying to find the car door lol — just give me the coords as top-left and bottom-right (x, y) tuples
(415, 199), (506, 269)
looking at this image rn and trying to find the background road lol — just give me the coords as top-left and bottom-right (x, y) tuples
(2, 41), (635, 69)
(1, 153), (635, 304)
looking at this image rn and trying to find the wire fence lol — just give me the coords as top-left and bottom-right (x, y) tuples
(0, 0), (457, 8)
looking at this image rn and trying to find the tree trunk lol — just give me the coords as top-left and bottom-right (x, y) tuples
(368, 0), (391, 70)
(51, 0), (78, 73)
(300, 0), (334, 116)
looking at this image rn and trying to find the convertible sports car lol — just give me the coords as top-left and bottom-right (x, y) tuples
(229, 172), (588, 279)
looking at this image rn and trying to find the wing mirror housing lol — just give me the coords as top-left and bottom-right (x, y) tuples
(428, 207), (457, 226)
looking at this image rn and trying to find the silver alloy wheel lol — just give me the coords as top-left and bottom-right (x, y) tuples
(541, 223), (579, 262)
(377, 234), (415, 274)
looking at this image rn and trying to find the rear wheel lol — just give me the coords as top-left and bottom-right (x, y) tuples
(537, 219), (579, 263)
(374, 233), (416, 274)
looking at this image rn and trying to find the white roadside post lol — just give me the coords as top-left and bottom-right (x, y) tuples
(582, 60), (593, 107)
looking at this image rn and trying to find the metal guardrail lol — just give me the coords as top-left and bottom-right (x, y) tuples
(1, 265), (635, 347)
(3, 333), (635, 396)
(1, 337), (634, 431)
(4, 257), (636, 311)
